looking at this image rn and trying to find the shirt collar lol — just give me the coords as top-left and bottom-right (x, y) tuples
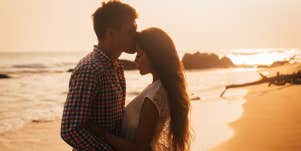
(93, 45), (124, 69)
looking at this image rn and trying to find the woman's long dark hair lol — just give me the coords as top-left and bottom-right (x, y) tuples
(137, 28), (191, 151)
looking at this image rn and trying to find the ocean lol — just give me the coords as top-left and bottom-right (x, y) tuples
(0, 49), (300, 150)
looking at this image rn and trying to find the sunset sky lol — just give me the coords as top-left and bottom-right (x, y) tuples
(1, 0), (301, 52)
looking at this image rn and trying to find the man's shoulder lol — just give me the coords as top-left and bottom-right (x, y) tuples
(73, 52), (106, 76)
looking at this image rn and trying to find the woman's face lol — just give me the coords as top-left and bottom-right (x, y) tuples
(134, 49), (153, 75)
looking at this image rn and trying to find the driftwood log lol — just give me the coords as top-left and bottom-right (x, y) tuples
(220, 71), (301, 97)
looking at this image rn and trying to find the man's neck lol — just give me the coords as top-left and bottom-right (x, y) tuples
(97, 44), (121, 61)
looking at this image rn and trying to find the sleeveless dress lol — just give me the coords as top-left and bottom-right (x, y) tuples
(122, 80), (170, 151)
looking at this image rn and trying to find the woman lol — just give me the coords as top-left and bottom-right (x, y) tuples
(86, 28), (191, 151)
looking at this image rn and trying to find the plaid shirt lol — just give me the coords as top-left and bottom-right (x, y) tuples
(61, 46), (126, 151)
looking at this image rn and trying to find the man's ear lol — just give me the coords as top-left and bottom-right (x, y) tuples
(103, 28), (114, 42)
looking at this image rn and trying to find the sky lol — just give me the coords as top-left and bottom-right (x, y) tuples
(1, 0), (301, 52)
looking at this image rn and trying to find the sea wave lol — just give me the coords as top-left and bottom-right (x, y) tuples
(0, 69), (67, 75)
(11, 62), (76, 69)
(0, 62), (77, 75)
(12, 63), (48, 69)
(0, 105), (63, 134)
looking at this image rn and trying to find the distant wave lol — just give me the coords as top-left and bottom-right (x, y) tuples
(227, 49), (301, 65)
(230, 49), (298, 56)
(0, 105), (62, 134)
(1, 62), (77, 75)
(1, 70), (67, 75)
(53, 62), (77, 66)
(12, 64), (48, 69)
(11, 62), (76, 69)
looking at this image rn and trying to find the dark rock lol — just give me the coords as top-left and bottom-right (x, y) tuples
(120, 60), (137, 70)
(191, 96), (201, 101)
(257, 65), (270, 68)
(190, 93), (201, 101)
(182, 52), (235, 69)
(67, 68), (74, 72)
(257, 61), (290, 68)
(270, 61), (290, 67)
(262, 55), (295, 68)
(0, 74), (10, 79)
(32, 119), (52, 123)
(220, 57), (235, 67)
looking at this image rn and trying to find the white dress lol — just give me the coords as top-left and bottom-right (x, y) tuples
(122, 80), (170, 151)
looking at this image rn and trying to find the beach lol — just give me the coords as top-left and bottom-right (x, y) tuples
(211, 84), (301, 151)
(0, 51), (300, 150)
(1, 0), (301, 150)
(0, 118), (70, 151)
(1, 81), (300, 151)
(211, 64), (301, 151)
(0, 67), (253, 151)
(1, 84), (301, 151)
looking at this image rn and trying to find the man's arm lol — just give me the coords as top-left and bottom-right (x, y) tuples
(85, 97), (159, 151)
(61, 66), (113, 151)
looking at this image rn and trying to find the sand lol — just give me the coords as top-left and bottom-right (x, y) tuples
(211, 84), (301, 151)
(212, 64), (301, 151)
(0, 63), (300, 151)
(0, 118), (70, 151)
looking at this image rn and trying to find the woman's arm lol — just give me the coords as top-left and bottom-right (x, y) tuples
(85, 97), (159, 151)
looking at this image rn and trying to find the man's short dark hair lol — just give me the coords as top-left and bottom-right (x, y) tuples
(92, 0), (138, 40)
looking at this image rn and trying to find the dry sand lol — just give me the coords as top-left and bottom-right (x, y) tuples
(212, 64), (301, 151)
(211, 84), (301, 151)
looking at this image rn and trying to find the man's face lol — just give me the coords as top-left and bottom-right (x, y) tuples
(112, 18), (137, 54)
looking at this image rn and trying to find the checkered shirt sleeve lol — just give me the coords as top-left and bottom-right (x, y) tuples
(61, 66), (113, 151)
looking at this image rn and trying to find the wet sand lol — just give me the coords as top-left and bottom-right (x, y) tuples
(0, 118), (70, 151)
(212, 64), (301, 151)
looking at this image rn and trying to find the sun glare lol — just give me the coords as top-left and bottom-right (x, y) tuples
(227, 49), (297, 66)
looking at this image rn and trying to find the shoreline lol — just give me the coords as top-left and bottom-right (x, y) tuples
(0, 63), (300, 151)
(211, 63), (301, 151)
(211, 84), (301, 151)
(1, 85), (300, 151)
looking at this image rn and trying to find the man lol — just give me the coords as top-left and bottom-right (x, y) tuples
(61, 1), (138, 150)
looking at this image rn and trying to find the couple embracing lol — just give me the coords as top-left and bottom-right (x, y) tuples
(61, 1), (191, 151)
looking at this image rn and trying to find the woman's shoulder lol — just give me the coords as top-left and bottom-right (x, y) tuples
(144, 81), (169, 116)
(145, 81), (167, 100)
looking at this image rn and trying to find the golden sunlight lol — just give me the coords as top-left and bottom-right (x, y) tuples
(227, 49), (297, 65)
